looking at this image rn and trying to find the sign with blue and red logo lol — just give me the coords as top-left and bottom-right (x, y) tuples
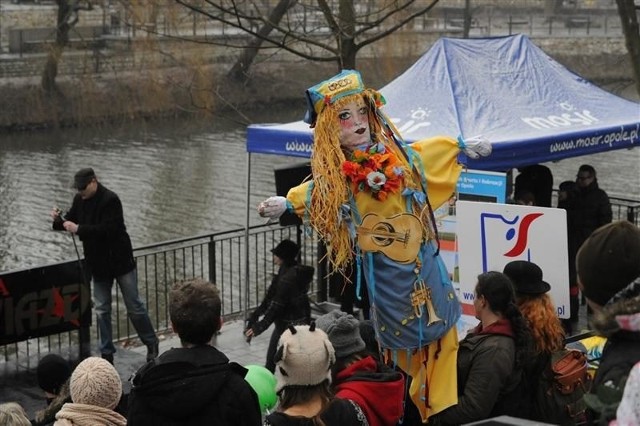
(456, 201), (570, 318)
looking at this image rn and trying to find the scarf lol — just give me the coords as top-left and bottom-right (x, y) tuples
(54, 403), (126, 426)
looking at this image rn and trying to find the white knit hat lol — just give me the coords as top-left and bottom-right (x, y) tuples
(70, 357), (122, 410)
(274, 323), (335, 392)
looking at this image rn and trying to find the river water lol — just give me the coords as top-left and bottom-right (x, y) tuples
(1, 86), (638, 272)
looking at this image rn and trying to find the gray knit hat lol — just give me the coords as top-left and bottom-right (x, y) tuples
(70, 357), (122, 410)
(273, 324), (335, 392)
(315, 310), (366, 359)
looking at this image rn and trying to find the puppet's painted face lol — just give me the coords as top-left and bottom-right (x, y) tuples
(338, 99), (371, 151)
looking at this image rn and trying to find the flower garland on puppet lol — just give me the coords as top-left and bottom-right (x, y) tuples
(341, 143), (404, 202)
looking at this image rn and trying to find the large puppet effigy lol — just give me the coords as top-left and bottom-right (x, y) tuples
(258, 70), (491, 421)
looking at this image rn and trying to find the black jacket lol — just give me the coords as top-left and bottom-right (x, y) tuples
(127, 345), (262, 426)
(567, 180), (612, 250)
(53, 183), (135, 279)
(248, 263), (314, 336)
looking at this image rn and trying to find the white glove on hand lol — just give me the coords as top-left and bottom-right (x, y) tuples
(257, 196), (288, 219)
(461, 135), (492, 159)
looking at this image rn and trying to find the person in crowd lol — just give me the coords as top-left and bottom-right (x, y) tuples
(566, 164), (612, 326)
(513, 189), (536, 206)
(503, 260), (565, 421)
(557, 179), (580, 331)
(576, 221), (640, 424)
(51, 168), (158, 364)
(358, 319), (379, 358)
(0, 402), (32, 426)
(53, 357), (126, 426)
(257, 69), (492, 422)
(430, 271), (533, 425)
(127, 278), (261, 426)
(33, 354), (73, 426)
(264, 323), (369, 426)
(315, 310), (405, 426)
(244, 239), (314, 373)
(514, 164), (553, 207)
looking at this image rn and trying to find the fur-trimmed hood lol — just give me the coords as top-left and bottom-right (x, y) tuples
(591, 277), (640, 338)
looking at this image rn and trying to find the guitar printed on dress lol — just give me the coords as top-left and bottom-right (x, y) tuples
(357, 213), (424, 263)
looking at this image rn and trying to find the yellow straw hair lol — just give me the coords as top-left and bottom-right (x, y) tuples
(309, 91), (421, 273)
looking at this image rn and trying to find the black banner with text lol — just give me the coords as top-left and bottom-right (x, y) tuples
(0, 260), (91, 345)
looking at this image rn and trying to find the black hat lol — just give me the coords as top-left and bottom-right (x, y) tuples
(576, 221), (640, 306)
(271, 239), (299, 261)
(37, 354), (72, 395)
(73, 168), (96, 190)
(503, 260), (551, 295)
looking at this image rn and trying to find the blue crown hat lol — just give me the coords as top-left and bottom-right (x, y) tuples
(303, 70), (367, 127)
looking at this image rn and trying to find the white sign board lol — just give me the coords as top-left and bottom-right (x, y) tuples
(456, 201), (570, 318)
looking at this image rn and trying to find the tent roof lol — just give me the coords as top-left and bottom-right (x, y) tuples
(246, 34), (640, 171)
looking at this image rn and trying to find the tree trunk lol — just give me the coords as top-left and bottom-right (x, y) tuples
(616, 0), (640, 96)
(42, 0), (72, 95)
(463, 0), (472, 39)
(337, 0), (356, 69)
(227, 0), (297, 83)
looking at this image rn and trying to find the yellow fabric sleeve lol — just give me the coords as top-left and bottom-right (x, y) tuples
(286, 181), (313, 218)
(410, 136), (463, 210)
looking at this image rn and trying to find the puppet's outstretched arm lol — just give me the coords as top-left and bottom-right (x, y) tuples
(257, 196), (289, 219)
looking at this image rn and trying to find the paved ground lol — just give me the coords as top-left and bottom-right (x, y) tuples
(0, 318), (274, 419)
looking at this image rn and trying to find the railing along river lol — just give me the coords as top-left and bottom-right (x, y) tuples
(1, 196), (638, 368)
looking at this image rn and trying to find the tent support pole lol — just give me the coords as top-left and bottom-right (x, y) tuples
(244, 152), (252, 322)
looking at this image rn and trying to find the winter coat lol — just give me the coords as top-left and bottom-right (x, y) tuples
(333, 355), (405, 426)
(247, 263), (314, 336)
(586, 278), (640, 425)
(567, 179), (612, 252)
(433, 319), (520, 425)
(127, 345), (262, 426)
(264, 398), (369, 426)
(53, 183), (135, 280)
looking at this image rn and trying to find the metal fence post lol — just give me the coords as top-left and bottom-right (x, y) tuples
(208, 238), (216, 284)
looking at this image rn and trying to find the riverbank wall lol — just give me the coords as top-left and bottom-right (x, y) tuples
(0, 32), (633, 130)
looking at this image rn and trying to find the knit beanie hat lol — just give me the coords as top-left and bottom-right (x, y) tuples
(70, 357), (122, 410)
(576, 221), (640, 307)
(271, 239), (299, 262)
(273, 323), (335, 392)
(315, 310), (366, 358)
(37, 354), (71, 395)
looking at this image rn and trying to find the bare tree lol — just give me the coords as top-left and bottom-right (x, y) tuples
(616, 0), (640, 96)
(41, 0), (94, 95)
(174, 0), (440, 81)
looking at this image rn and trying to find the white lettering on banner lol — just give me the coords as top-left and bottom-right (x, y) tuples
(391, 107), (433, 135)
(549, 126), (639, 154)
(521, 102), (599, 130)
(285, 142), (313, 153)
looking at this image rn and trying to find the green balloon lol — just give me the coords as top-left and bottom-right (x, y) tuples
(244, 364), (278, 413)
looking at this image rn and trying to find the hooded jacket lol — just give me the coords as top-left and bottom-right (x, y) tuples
(333, 355), (405, 426)
(127, 345), (261, 426)
(434, 319), (520, 425)
(248, 264), (314, 336)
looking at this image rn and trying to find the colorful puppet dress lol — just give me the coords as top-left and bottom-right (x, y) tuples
(287, 135), (464, 421)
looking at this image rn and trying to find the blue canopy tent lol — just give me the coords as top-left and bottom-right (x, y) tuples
(242, 34), (639, 312)
(246, 34), (639, 169)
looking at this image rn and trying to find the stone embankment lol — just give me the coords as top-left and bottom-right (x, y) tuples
(0, 33), (633, 130)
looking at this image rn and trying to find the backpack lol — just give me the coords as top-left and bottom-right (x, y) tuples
(533, 348), (592, 425)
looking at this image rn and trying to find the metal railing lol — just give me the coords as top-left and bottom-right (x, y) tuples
(0, 222), (321, 369)
(1, 195), (637, 369)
